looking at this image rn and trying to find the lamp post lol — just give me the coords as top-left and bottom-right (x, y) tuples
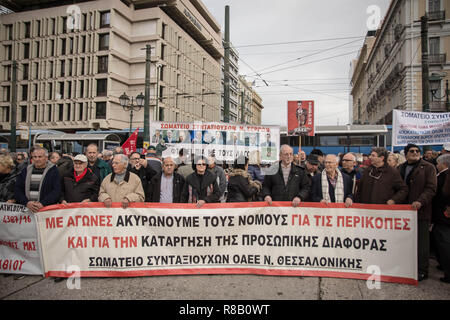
(429, 73), (450, 112)
(119, 92), (145, 137)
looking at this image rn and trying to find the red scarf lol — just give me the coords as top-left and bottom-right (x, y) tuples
(74, 168), (87, 182)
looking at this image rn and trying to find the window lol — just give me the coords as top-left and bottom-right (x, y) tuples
(62, 17), (67, 34)
(4, 65), (11, 81)
(47, 104), (52, 121)
(48, 82), (53, 100)
(20, 106), (27, 122)
(23, 63), (29, 80)
(60, 60), (65, 77)
(58, 82), (64, 99)
(96, 79), (107, 96)
(33, 84), (38, 99)
(98, 56), (108, 73)
(21, 84), (28, 101)
(5, 45), (12, 60)
(78, 103), (84, 120)
(161, 44), (166, 60)
(58, 104), (63, 121)
(50, 39), (55, 56)
(69, 37), (73, 54)
(100, 11), (110, 28)
(80, 57), (85, 75)
(51, 18), (56, 35)
(23, 43), (30, 59)
(24, 22), (30, 38)
(99, 34), (109, 50)
(35, 41), (40, 58)
(3, 107), (10, 122)
(429, 37), (440, 55)
(3, 86), (11, 102)
(66, 103), (71, 121)
(37, 20), (41, 37)
(61, 38), (66, 55)
(81, 35), (86, 52)
(96, 102), (106, 119)
(67, 82), (72, 98)
(68, 59), (73, 76)
(5, 24), (13, 40)
(79, 80), (84, 98)
(162, 23), (167, 39)
(49, 61), (54, 78)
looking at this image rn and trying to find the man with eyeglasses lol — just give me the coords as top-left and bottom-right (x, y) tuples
(127, 152), (157, 202)
(340, 152), (364, 195)
(355, 147), (408, 206)
(398, 144), (437, 281)
(262, 144), (310, 207)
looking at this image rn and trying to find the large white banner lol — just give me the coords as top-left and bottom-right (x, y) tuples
(150, 121), (280, 163)
(0, 203), (44, 275)
(36, 202), (418, 285)
(392, 110), (450, 146)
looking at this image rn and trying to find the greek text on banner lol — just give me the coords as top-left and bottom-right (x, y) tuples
(36, 202), (418, 285)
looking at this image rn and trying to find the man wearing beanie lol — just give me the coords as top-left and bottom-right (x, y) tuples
(399, 144), (437, 281)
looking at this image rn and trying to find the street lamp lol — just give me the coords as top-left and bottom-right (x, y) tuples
(119, 92), (145, 136)
(429, 73), (450, 112)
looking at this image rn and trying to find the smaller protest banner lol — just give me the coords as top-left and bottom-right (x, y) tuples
(287, 101), (314, 136)
(0, 203), (44, 275)
(392, 110), (450, 146)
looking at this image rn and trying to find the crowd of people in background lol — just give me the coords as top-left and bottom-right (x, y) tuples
(0, 142), (449, 284)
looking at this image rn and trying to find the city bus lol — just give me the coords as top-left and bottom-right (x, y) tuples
(33, 132), (121, 154)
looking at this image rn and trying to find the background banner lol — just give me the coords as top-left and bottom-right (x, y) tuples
(36, 202), (417, 285)
(149, 122), (280, 163)
(392, 110), (450, 146)
(0, 203), (44, 275)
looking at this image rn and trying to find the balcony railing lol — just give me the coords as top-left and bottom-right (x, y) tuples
(427, 10), (445, 21)
(429, 53), (446, 65)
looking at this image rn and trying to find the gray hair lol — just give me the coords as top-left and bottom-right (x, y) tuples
(437, 154), (450, 167)
(114, 154), (129, 166)
(31, 145), (49, 157)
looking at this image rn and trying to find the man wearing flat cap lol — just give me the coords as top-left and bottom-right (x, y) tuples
(398, 144), (437, 281)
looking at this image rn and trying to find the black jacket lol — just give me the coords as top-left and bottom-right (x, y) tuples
(262, 162), (310, 201)
(226, 169), (260, 202)
(0, 168), (21, 202)
(310, 171), (354, 203)
(61, 168), (100, 203)
(432, 169), (450, 226)
(182, 170), (220, 203)
(148, 172), (185, 203)
(128, 164), (157, 202)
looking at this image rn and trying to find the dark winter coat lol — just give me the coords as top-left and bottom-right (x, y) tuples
(262, 162), (310, 201)
(148, 172), (185, 203)
(128, 164), (157, 202)
(432, 169), (450, 226)
(355, 164), (408, 205)
(399, 159), (437, 221)
(310, 171), (354, 203)
(61, 168), (100, 203)
(182, 170), (220, 203)
(226, 169), (261, 202)
(14, 162), (61, 206)
(0, 168), (21, 202)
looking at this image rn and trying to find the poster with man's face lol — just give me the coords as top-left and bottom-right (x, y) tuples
(287, 100), (315, 136)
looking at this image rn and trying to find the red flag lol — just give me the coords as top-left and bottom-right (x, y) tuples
(121, 127), (139, 156)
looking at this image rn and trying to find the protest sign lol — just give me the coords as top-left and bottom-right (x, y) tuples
(287, 100), (315, 136)
(36, 202), (417, 285)
(150, 121), (280, 163)
(0, 203), (44, 275)
(392, 110), (450, 146)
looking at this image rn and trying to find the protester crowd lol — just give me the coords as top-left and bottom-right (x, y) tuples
(0, 142), (449, 284)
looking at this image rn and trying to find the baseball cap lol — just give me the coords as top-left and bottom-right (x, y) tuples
(306, 154), (320, 165)
(73, 154), (88, 162)
(443, 142), (450, 151)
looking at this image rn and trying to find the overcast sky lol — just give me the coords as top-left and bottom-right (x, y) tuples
(202, 0), (391, 127)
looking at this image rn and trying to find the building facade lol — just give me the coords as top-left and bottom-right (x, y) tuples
(238, 75), (263, 125)
(0, 0), (223, 132)
(220, 41), (240, 122)
(351, 0), (450, 125)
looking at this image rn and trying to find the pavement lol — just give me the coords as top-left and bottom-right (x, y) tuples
(1, 258), (449, 300)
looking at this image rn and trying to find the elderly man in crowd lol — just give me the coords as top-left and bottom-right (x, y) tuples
(262, 144), (310, 207)
(85, 143), (111, 183)
(432, 154), (450, 284)
(98, 154), (145, 209)
(128, 151), (157, 202)
(340, 152), (364, 195)
(149, 157), (185, 203)
(14, 146), (61, 213)
(355, 147), (408, 206)
(60, 154), (100, 204)
(398, 144), (437, 281)
(311, 154), (353, 207)
(303, 154), (321, 185)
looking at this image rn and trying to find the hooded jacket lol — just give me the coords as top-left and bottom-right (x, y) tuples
(226, 169), (261, 202)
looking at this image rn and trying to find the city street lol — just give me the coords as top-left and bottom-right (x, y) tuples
(1, 258), (449, 300)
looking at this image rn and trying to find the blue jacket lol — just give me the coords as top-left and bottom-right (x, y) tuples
(14, 163), (61, 206)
